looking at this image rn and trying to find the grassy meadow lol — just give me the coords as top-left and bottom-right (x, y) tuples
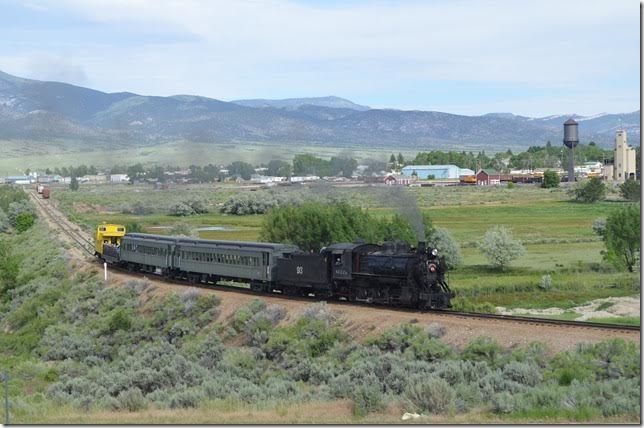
(0, 139), (414, 172)
(48, 181), (640, 315)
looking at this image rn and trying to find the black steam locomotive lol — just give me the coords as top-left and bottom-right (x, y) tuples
(96, 224), (453, 309)
(276, 241), (453, 309)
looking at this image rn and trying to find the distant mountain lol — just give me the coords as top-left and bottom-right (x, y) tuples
(0, 70), (639, 150)
(232, 96), (370, 111)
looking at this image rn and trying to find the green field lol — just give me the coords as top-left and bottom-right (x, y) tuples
(48, 181), (640, 312)
(0, 139), (417, 172)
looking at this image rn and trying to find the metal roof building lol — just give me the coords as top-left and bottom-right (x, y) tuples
(400, 165), (474, 180)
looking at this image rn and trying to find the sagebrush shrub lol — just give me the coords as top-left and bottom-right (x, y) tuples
(404, 376), (455, 414)
(168, 388), (205, 409)
(502, 361), (542, 386)
(425, 322), (446, 338)
(117, 387), (147, 412)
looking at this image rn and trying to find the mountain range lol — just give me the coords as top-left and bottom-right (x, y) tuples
(0, 70), (639, 151)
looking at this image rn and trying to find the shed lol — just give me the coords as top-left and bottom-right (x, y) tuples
(476, 169), (501, 186)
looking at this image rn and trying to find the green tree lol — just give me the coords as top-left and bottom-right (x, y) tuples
(600, 204), (640, 272)
(126, 163), (145, 183)
(70, 176), (79, 191)
(397, 152), (405, 166)
(259, 202), (425, 252)
(571, 177), (606, 203)
(329, 157), (357, 178)
(389, 153), (397, 167)
(428, 227), (462, 269)
(477, 225), (525, 269)
(541, 170), (560, 188)
(619, 179), (640, 201)
(267, 160), (291, 177)
(227, 161), (255, 180)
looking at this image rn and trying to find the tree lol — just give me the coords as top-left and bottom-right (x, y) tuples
(477, 225), (525, 269)
(598, 204), (640, 272)
(428, 227), (462, 269)
(267, 160), (291, 177)
(227, 161), (255, 180)
(619, 179), (640, 201)
(397, 153), (405, 166)
(70, 176), (79, 191)
(259, 202), (424, 252)
(389, 154), (397, 168)
(126, 163), (145, 183)
(329, 157), (357, 178)
(542, 170), (560, 188)
(571, 177), (606, 203)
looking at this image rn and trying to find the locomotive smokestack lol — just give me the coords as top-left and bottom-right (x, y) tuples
(418, 241), (427, 253)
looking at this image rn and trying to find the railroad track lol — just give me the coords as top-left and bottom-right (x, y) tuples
(112, 265), (639, 333)
(30, 190), (640, 334)
(29, 191), (95, 256)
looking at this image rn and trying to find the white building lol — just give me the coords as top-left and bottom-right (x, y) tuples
(606, 129), (637, 182)
(401, 164), (474, 180)
(110, 174), (129, 183)
(290, 176), (320, 183)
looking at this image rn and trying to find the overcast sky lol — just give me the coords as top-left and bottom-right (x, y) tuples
(0, 0), (639, 116)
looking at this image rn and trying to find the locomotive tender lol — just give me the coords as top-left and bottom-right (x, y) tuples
(95, 224), (453, 309)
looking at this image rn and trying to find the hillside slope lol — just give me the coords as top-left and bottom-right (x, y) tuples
(0, 70), (639, 149)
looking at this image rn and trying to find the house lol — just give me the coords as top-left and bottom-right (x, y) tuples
(476, 169), (501, 186)
(384, 174), (412, 186)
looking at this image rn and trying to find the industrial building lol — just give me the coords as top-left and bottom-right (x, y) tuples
(400, 165), (475, 180)
(604, 129), (636, 182)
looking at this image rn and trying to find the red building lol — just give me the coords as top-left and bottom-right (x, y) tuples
(384, 174), (412, 186)
(476, 169), (501, 186)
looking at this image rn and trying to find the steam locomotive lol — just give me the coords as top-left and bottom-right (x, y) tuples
(95, 224), (453, 309)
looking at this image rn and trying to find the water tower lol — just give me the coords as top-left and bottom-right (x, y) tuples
(563, 118), (579, 182)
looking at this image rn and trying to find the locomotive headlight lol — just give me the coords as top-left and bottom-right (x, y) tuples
(431, 249), (438, 256)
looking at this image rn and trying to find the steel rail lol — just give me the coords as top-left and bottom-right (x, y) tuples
(29, 191), (95, 255)
(111, 265), (640, 334)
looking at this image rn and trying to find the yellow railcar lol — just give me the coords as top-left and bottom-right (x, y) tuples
(95, 223), (126, 256)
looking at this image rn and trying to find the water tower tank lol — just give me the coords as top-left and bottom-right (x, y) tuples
(563, 118), (579, 148)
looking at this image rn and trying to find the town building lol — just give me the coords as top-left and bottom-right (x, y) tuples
(384, 174), (412, 186)
(110, 174), (129, 183)
(401, 165), (474, 180)
(4, 175), (35, 184)
(475, 169), (501, 186)
(604, 129), (636, 182)
(36, 175), (62, 183)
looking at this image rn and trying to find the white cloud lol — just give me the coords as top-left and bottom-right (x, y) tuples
(0, 0), (638, 116)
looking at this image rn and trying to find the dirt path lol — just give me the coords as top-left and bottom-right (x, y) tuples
(34, 193), (639, 352)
